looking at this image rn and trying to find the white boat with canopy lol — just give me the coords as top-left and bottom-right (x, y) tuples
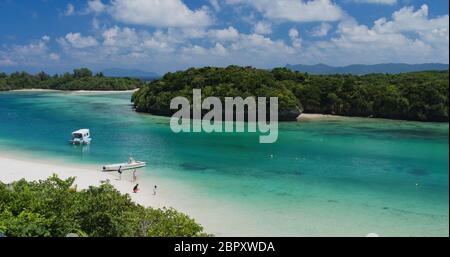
(102, 157), (147, 172)
(69, 129), (91, 145)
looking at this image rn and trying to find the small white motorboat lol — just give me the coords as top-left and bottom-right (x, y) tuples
(69, 129), (91, 145)
(102, 157), (147, 172)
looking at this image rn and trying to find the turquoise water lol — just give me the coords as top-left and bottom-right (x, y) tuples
(0, 91), (448, 236)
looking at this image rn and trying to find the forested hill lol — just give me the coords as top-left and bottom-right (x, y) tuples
(132, 66), (302, 121)
(0, 68), (143, 91)
(132, 66), (449, 122)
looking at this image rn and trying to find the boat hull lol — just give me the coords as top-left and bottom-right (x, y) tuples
(69, 139), (91, 145)
(102, 162), (147, 172)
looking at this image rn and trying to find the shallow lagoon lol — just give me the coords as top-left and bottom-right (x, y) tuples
(0, 91), (448, 236)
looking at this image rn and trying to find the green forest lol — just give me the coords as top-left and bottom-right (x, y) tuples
(0, 68), (143, 91)
(132, 66), (302, 121)
(0, 176), (210, 237)
(132, 66), (449, 122)
(1, 66), (448, 122)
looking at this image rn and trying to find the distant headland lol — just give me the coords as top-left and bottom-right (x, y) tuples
(286, 63), (449, 75)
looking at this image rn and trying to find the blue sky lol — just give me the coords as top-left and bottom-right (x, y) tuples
(0, 0), (448, 74)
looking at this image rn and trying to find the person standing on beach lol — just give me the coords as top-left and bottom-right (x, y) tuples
(133, 184), (139, 193)
(153, 185), (157, 195)
(133, 169), (137, 182)
(118, 166), (122, 180)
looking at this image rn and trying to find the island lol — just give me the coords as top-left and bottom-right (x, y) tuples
(132, 66), (449, 122)
(132, 66), (302, 121)
(2, 66), (448, 122)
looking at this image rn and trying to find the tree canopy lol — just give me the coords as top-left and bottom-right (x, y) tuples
(2, 66), (448, 122)
(132, 66), (449, 122)
(0, 176), (210, 237)
(132, 66), (302, 121)
(0, 68), (143, 91)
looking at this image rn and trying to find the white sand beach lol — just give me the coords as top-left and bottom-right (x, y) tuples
(0, 154), (165, 208)
(11, 89), (61, 92)
(0, 153), (245, 236)
(298, 113), (349, 122)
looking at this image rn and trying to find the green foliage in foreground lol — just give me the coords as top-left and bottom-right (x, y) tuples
(0, 176), (210, 237)
(0, 68), (143, 91)
(132, 66), (449, 122)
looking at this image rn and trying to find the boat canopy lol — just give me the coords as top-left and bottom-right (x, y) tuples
(70, 129), (91, 145)
(72, 129), (90, 136)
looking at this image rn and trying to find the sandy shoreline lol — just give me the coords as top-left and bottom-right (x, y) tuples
(298, 113), (349, 121)
(10, 89), (60, 92)
(0, 153), (235, 236)
(0, 154), (165, 208)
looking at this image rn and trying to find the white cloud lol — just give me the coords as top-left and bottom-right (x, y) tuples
(212, 43), (228, 56)
(310, 23), (332, 37)
(304, 6), (449, 65)
(288, 28), (299, 39)
(108, 0), (213, 28)
(181, 42), (228, 57)
(53, 23), (299, 72)
(49, 53), (60, 61)
(373, 5), (448, 35)
(288, 28), (302, 48)
(349, 0), (397, 5)
(65, 4), (75, 16)
(253, 21), (272, 35)
(208, 26), (240, 41)
(0, 57), (16, 66)
(230, 33), (295, 54)
(102, 26), (139, 48)
(59, 33), (99, 49)
(181, 45), (208, 55)
(209, 0), (221, 12)
(8, 3), (445, 74)
(57, 26), (185, 68)
(0, 36), (55, 67)
(87, 0), (106, 13)
(178, 32), (296, 69)
(225, 0), (344, 22)
(91, 18), (100, 30)
(142, 37), (175, 53)
(41, 35), (50, 42)
(178, 28), (207, 39)
(13, 36), (49, 56)
(101, 26), (180, 53)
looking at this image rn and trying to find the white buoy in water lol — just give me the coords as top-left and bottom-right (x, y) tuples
(366, 233), (380, 237)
